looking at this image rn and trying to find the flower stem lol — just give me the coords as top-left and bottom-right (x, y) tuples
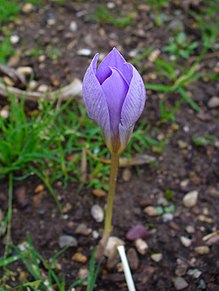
(95, 151), (119, 260)
(104, 151), (120, 235)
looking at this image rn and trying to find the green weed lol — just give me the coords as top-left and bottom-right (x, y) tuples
(89, 6), (133, 28)
(164, 32), (198, 59)
(0, 236), (102, 290)
(0, 34), (15, 64)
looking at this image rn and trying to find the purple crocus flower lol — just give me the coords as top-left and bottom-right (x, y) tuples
(82, 48), (146, 153)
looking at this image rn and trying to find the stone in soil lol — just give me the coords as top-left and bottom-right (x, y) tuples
(58, 235), (78, 248)
(0, 109), (9, 119)
(22, 3), (34, 13)
(104, 237), (124, 268)
(126, 224), (148, 241)
(144, 206), (159, 216)
(187, 268), (202, 278)
(180, 236), (192, 247)
(122, 168), (132, 181)
(90, 204), (104, 223)
(10, 35), (19, 44)
(194, 246), (210, 255)
(15, 186), (29, 208)
(92, 189), (106, 197)
(183, 190), (198, 208)
(75, 223), (92, 236)
(72, 252), (87, 264)
(135, 238), (149, 255)
(77, 48), (91, 56)
(207, 96), (219, 108)
(173, 277), (189, 290)
(151, 253), (162, 262)
(127, 248), (139, 271)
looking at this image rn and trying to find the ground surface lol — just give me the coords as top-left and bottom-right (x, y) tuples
(0, 1), (219, 290)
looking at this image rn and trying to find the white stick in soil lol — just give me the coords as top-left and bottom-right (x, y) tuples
(117, 245), (136, 291)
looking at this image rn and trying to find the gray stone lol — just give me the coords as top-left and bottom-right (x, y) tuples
(173, 277), (189, 290)
(59, 235), (77, 248)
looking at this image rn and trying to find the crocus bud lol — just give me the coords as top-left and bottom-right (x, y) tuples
(82, 48), (146, 153)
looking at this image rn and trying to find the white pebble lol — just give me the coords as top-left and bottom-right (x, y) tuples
(183, 190), (198, 208)
(69, 21), (77, 32)
(0, 109), (9, 119)
(91, 204), (104, 223)
(151, 253), (162, 262)
(180, 236), (192, 247)
(135, 238), (148, 255)
(10, 35), (19, 44)
(77, 48), (91, 57)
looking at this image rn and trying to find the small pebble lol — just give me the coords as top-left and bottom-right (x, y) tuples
(162, 213), (173, 222)
(15, 186), (28, 208)
(187, 268), (202, 278)
(59, 235), (77, 248)
(183, 190), (198, 208)
(91, 204), (104, 222)
(0, 109), (9, 119)
(127, 248), (139, 271)
(194, 246), (210, 255)
(77, 48), (91, 57)
(38, 84), (49, 93)
(29, 80), (38, 90)
(175, 262), (188, 277)
(122, 168), (131, 181)
(173, 277), (188, 290)
(92, 189), (106, 197)
(177, 140), (188, 149)
(92, 230), (99, 239)
(34, 184), (45, 193)
(186, 225), (195, 234)
(69, 21), (77, 32)
(208, 96), (219, 108)
(144, 206), (158, 216)
(62, 203), (72, 214)
(10, 35), (19, 44)
(180, 236), (192, 247)
(104, 236), (124, 259)
(151, 253), (162, 262)
(22, 3), (34, 13)
(38, 55), (46, 62)
(134, 238), (148, 255)
(72, 252), (87, 264)
(126, 224), (148, 241)
(75, 223), (92, 236)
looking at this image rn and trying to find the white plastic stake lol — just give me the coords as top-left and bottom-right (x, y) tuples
(117, 245), (136, 291)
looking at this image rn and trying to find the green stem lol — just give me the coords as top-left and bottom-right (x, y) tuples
(104, 151), (120, 235)
(5, 172), (13, 256)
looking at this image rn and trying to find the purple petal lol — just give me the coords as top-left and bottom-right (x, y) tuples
(101, 67), (128, 137)
(96, 48), (132, 85)
(126, 224), (148, 241)
(119, 65), (146, 149)
(82, 54), (111, 147)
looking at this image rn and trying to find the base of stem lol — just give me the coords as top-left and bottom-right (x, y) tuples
(95, 232), (110, 261)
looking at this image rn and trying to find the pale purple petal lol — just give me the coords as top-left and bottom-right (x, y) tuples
(119, 65), (146, 149)
(82, 54), (111, 146)
(96, 48), (132, 84)
(101, 67), (128, 137)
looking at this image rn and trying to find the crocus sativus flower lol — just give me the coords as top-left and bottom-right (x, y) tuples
(83, 48), (146, 153)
